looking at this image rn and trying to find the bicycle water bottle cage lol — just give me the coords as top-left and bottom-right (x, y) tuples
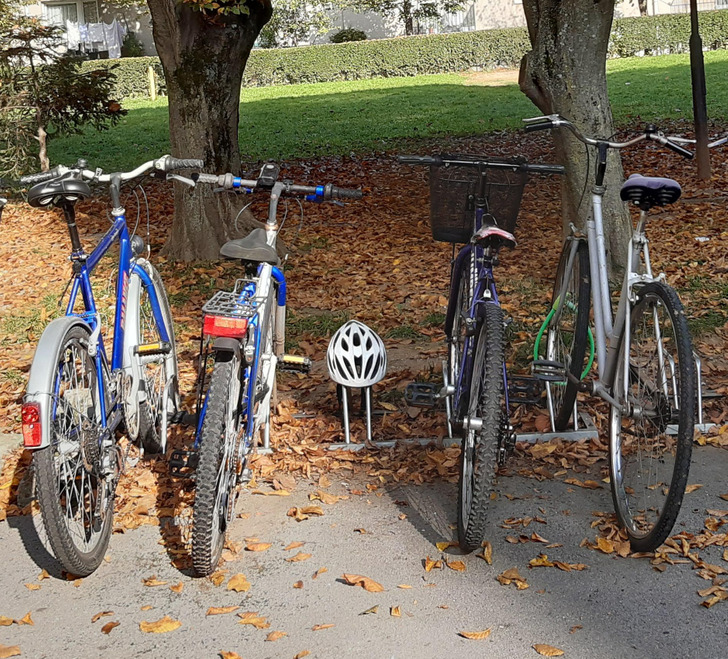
(28, 178), (91, 208)
(620, 174), (681, 211)
(220, 228), (280, 266)
(472, 225), (517, 250)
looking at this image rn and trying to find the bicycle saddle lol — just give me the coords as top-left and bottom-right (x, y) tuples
(472, 225), (517, 250)
(620, 174), (681, 210)
(27, 177), (91, 208)
(220, 228), (280, 265)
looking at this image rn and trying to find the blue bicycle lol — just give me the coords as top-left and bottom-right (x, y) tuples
(181, 163), (362, 576)
(16, 155), (200, 576)
(400, 154), (563, 552)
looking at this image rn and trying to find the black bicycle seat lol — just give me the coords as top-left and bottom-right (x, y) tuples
(28, 178), (91, 208)
(220, 228), (280, 265)
(620, 174), (681, 210)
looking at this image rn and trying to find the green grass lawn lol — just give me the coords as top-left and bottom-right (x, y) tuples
(49, 50), (728, 170)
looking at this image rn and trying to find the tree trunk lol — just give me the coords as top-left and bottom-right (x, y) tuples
(519, 0), (631, 268)
(146, 0), (272, 261)
(37, 123), (49, 172)
(638, 0), (648, 16)
(402, 0), (414, 35)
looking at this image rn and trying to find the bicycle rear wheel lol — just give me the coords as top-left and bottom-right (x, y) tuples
(457, 303), (505, 552)
(34, 325), (114, 576)
(609, 282), (695, 552)
(546, 238), (591, 430)
(192, 352), (245, 577)
(125, 260), (179, 455)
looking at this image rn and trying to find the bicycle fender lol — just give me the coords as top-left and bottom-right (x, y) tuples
(25, 316), (92, 449)
(211, 337), (241, 358)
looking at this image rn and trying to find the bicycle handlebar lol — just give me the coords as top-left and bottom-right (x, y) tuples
(523, 114), (694, 159)
(397, 154), (564, 175)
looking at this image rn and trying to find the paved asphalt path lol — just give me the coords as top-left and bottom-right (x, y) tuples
(2, 442), (728, 658)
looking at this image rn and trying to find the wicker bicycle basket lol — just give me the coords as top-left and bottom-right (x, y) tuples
(428, 156), (529, 243)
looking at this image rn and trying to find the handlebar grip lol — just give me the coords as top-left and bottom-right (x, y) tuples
(166, 157), (204, 171)
(524, 121), (554, 133)
(525, 163), (565, 175)
(331, 186), (363, 200)
(663, 140), (694, 160)
(19, 166), (62, 185)
(397, 155), (442, 166)
(195, 173), (222, 185)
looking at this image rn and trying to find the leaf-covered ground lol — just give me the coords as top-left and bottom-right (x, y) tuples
(1, 129), (728, 654)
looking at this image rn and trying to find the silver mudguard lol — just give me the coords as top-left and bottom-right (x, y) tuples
(24, 315), (92, 449)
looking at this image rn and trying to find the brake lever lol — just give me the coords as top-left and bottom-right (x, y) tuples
(167, 173), (195, 188)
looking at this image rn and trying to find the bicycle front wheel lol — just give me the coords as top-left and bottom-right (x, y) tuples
(609, 282), (695, 552)
(125, 259), (179, 455)
(546, 238), (591, 431)
(192, 352), (245, 577)
(33, 325), (114, 576)
(457, 303), (505, 552)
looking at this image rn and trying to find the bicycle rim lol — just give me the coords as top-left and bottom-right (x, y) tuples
(34, 327), (113, 575)
(609, 282), (695, 551)
(449, 251), (476, 425)
(546, 239), (590, 431)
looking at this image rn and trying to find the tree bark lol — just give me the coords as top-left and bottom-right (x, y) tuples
(519, 0), (631, 268)
(146, 0), (272, 260)
(638, 0), (648, 16)
(402, 0), (414, 35)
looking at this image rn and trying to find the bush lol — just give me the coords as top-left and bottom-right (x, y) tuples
(329, 28), (367, 43)
(99, 10), (728, 97)
(121, 31), (145, 58)
(80, 56), (165, 98)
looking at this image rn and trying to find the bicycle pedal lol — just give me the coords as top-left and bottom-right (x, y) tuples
(507, 375), (545, 405)
(531, 359), (567, 383)
(134, 341), (172, 356)
(169, 449), (198, 478)
(404, 382), (442, 408)
(280, 354), (312, 373)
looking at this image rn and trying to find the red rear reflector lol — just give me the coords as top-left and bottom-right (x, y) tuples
(203, 315), (249, 338)
(22, 402), (42, 447)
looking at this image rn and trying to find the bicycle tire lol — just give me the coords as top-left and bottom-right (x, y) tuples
(33, 325), (114, 576)
(457, 303), (505, 552)
(192, 352), (243, 577)
(126, 260), (179, 455)
(608, 281), (695, 552)
(547, 239), (591, 431)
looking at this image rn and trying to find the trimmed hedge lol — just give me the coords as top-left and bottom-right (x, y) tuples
(97, 10), (728, 98)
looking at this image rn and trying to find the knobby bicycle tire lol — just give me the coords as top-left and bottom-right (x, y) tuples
(457, 303), (505, 552)
(608, 281), (695, 552)
(192, 353), (243, 577)
(548, 239), (591, 431)
(34, 325), (114, 576)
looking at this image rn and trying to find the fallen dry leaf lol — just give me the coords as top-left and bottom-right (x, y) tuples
(284, 541), (305, 551)
(207, 606), (240, 616)
(0, 645), (21, 658)
(294, 581), (304, 589)
(37, 570), (50, 581)
(210, 571), (227, 587)
(533, 644), (564, 656)
(312, 623), (335, 631)
(390, 606), (401, 617)
(447, 560), (466, 572)
(170, 582), (184, 593)
(424, 556), (443, 572)
(459, 628), (492, 640)
(570, 625), (583, 634)
(479, 541), (493, 564)
(294, 652), (310, 659)
(529, 554), (555, 568)
(142, 575), (167, 587)
(685, 484), (703, 494)
(245, 542), (272, 552)
(596, 537), (614, 554)
(0, 617), (13, 626)
(101, 621), (120, 634)
(436, 541), (458, 551)
(237, 612), (270, 629)
(219, 653), (242, 659)
(265, 631), (287, 642)
(286, 552), (312, 563)
(91, 611), (114, 623)
(140, 605), (153, 611)
(227, 574), (251, 593)
(24, 584), (41, 591)
(397, 584), (412, 589)
(360, 605), (379, 615)
(497, 568), (528, 590)
(139, 616), (181, 633)
(17, 612), (33, 626)
(310, 490), (342, 505)
(313, 567), (328, 579)
(341, 574), (384, 592)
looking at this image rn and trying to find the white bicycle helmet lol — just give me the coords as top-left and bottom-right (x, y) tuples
(327, 320), (387, 388)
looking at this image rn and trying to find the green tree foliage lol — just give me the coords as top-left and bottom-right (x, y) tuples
(352, 0), (464, 36)
(0, 18), (126, 177)
(259, 0), (333, 47)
